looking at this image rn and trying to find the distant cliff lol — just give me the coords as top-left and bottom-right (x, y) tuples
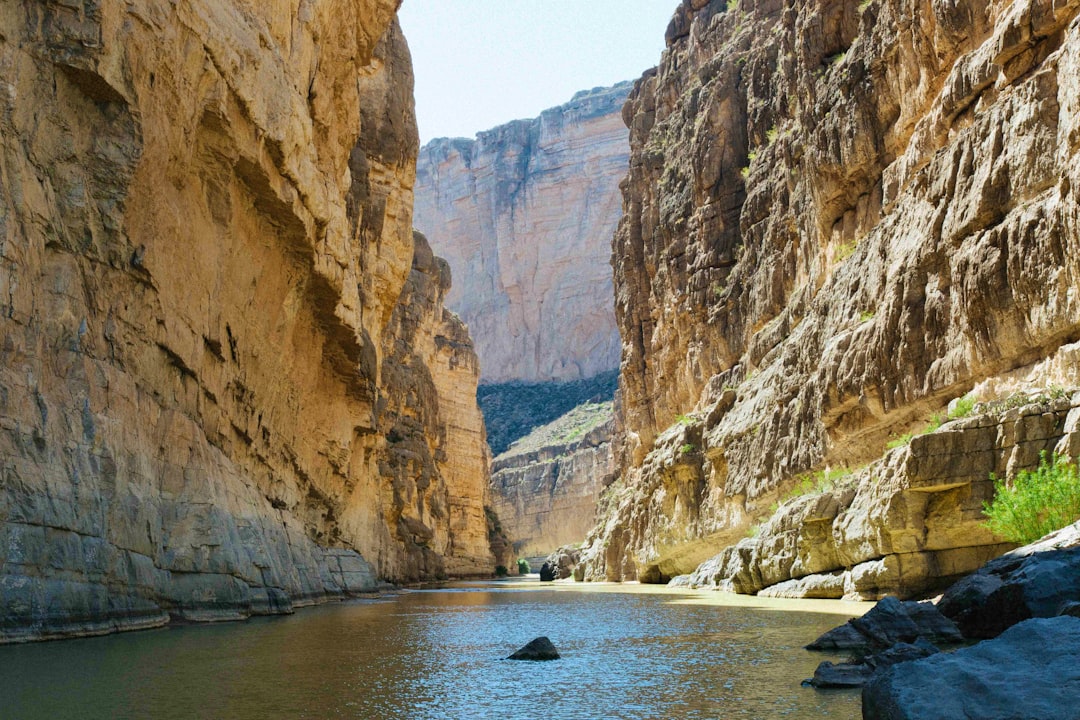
(0, 1), (493, 642)
(414, 83), (631, 384)
(489, 403), (615, 558)
(579, 0), (1080, 591)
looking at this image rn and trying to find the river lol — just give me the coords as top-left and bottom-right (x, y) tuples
(0, 580), (865, 719)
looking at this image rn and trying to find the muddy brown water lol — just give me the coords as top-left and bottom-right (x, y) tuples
(0, 580), (866, 719)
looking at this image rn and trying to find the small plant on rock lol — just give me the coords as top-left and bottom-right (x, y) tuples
(983, 452), (1080, 544)
(949, 394), (976, 420)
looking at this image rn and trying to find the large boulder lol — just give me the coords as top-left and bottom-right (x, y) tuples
(938, 522), (1080, 638)
(862, 617), (1080, 720)
(807, 596), (962, 654)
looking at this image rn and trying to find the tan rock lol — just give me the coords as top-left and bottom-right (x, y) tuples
(413, 84), (631, 384)
(583, 0), (1080, 588)
(0, 1), (492, 642)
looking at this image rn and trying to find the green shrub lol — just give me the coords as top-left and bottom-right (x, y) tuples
(680, 443), (696, 455)
(949, 394), (976, 419)
(983, 452), (1080, 544)
(495, 565), (509, 577)
(516, 558), (531, 575)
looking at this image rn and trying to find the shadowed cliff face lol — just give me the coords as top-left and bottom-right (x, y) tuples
(413, 83), (631, 384)
(0, 1), (493, 642)
(582, 0), (1080, 583)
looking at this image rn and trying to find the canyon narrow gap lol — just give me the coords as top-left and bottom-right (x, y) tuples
(2, 1), (1080, 719)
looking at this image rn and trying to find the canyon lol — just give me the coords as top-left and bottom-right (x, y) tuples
(414, 87), (634, 560)
(578, 0), (1080, 593)
(0, 0), (497, 642)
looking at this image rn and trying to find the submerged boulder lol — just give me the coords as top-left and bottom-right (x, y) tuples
(862, 617), (1080, 720)
(507, 636), (560, 661)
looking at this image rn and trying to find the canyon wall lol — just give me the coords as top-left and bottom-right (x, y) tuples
(413, 83), (631, 384)
(581, 0), (1080, 585)
(0, 0), (493, 643)
(489, 404), (615, 558)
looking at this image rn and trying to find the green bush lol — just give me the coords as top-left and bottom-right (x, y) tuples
(516, 558), (531, 575)
(949, 394), (976, 419)
(983, 452), (1080, 544)
(495, 565), (508, 577)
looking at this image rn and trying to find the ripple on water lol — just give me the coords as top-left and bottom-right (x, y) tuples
(0, 582), (862, 720)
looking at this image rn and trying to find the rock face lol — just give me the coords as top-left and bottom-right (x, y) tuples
(413, 83), (631, 385)
(488, 403), (615, 558)
(668, 394), (1080, 598)
(861, 616), (1080, 720)
(582, 0), (1080, 584)
(0, 1), (493, 642)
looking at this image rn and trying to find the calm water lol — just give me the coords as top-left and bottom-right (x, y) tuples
(0, 581), (862, 719)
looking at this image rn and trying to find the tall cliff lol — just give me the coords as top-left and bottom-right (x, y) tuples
(413, 83), (631, 384)
(581, 0), (1080, 586)
(0, 1), (493, 643)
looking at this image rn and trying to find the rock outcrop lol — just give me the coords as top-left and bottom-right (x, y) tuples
(664, 393), (1079, 598)
(938, 519), (1080, 638)
(413, 83), (631, 384)
(0, 1), (493, 642)
(488, 402), (615, 558)
(581, 0), (1080, 585)
(861, 616), (1080, 720)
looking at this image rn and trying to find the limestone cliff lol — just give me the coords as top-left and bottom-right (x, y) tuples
(413, 83), (631, 384)
(0, 1), (492, 643)
(489, 402), (615, 558)
(582, 0), (1080, 585)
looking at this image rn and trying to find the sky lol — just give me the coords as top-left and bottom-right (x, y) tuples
(397, 1), (675, 144)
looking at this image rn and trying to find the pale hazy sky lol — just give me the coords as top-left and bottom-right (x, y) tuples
(398, 1), (675, 143)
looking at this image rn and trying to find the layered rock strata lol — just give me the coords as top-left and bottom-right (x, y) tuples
(488, 403), (615, 558)
(413, 83), (631, 384)
(670, 394), (1080, 598)
(583, 0), (1080, 584)
(0, 1), (492, 642)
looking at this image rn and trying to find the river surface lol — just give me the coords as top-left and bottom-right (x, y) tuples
(0, 580), (865, 719)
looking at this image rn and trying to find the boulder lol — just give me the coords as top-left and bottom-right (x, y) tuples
(938, 529), (1080, 638)
(809, 639), (939, 689)
(862, 617), (1080, 719)
(807, 596), (962, 654)
(539, 562), (557, 582)
(507, 636), (560, 661)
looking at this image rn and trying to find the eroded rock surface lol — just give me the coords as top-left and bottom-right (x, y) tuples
(0, 1), (493, 642)
(582, 0), (1080, 586)
(414, 84), (631, 384)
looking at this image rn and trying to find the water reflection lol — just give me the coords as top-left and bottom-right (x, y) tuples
(0, 581), (861, 719)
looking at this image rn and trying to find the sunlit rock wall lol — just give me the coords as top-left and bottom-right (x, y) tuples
(0, 0), (493, 643)
(581, 0), (1080, 586)
(414, 83), (631, 384)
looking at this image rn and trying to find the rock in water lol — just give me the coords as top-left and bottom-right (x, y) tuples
(508, 637), (560, 661)
(807, 597), (962, 653)
(539, 562), (556, 582)
(862, 617), (1080, 720)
